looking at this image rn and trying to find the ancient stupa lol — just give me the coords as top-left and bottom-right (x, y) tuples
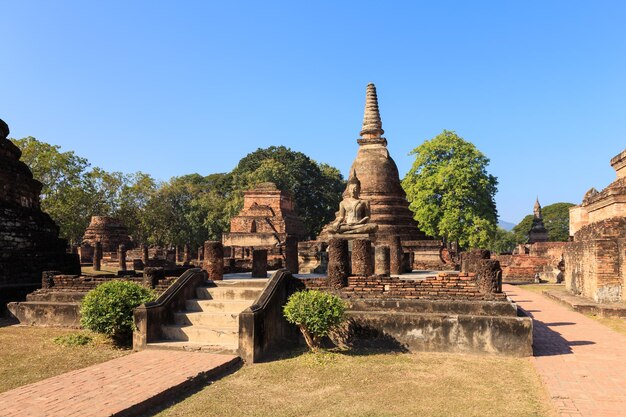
(82, 215), (133, 252)
(528, 198), (548, 243)
(319, 83), (428, 243)
(0, 119), (80, 307)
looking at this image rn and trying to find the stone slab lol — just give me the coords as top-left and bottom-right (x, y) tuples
(543, 289), (626, 318)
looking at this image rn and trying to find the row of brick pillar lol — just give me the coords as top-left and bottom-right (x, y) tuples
(327, 237), (409, 289)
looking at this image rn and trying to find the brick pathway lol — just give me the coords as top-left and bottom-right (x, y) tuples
(0, 350), (239, 417)
(504, 284), (626, 417)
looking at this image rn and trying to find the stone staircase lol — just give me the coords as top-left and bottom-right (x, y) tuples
(147, 279), (266, 354)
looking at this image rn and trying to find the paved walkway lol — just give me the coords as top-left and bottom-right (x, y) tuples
(504, 284), (626, 417)
(0, 350), (239, 417)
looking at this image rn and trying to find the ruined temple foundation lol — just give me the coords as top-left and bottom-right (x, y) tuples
(222, 182), (305, 272)
(0, 119), (79, 309)
(565, 148), (626, 303)
(80, 216), (133, 257)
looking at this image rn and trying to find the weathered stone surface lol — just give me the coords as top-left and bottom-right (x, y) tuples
(297, 241), (328, 274)
(460, 249), (490, 273)
(203, 241), (224, 281)
(327, 238), (349, 288)
(475, 259), (502, 294)
(374, 245), (390, 276)
(93, 242), (102, 271)
(81, 216), (132, 253)
(143, 267), (165, 289)
(252, 250), (268, 278)
(118, 244), (127, 271)
(389, 236), (403, 275)
(565, 149), (626, 304)
(351, 239), (373, 276)
(183, 244), (191, 265)
(284, 236), (299, 274)
(142, 245), (149, 264)
(0, 119), (79, 308)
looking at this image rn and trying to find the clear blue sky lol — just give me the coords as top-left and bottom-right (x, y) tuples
(2, 1), (625, 224)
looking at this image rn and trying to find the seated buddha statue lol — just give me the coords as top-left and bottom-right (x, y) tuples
(323, 171), (378, 235)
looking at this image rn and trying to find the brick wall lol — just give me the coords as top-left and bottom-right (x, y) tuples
(297, 272), (506, 301)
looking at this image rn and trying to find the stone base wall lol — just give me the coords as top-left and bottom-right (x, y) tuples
(298, 272), (506, 301)
(565, 217), (626, 303)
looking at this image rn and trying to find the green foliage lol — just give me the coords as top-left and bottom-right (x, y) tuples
(13, 136), (157, 245)
(486, 227), (518, 254)
(512, 202), (574, 243)
(53, 332), (93, 347)
(80, 281), (156, 344)
(402, 130), (498, 249)
(283, 290), (346, 351)
(230, 146), (345, 238)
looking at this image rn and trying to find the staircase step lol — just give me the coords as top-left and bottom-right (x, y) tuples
(174, 311), (239, 327)
(210, 279), (268, 288)
(145, 340), (238, 355)
(161, 324), (239, 345)
(26, 291), (87, 302)
(185, 299), (252, 313)
(196, 286), (262, 301)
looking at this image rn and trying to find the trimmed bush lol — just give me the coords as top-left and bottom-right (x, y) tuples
(283, 290), (346, 351)
(80, 280), (156, 344)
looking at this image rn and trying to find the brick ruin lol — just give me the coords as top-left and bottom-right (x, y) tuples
(222, 182), (305, 270)
(79, 216), (133, 262)
(565, 149), (626, 303)
(0, 119), (80, 310)
(492, 199), (565, 283)
(307, 83), (452, 273)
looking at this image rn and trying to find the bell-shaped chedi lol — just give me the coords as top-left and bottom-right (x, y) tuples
(82, 216), (133, 252)
(320, 83), (427, 243)
(0, 119), (80, 307)
(528, 198), (548, 243)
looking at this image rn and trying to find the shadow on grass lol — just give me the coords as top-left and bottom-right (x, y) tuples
(143, 358), (244, 417)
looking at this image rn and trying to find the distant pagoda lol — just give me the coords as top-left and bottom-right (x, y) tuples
(528, 198), (549, 243)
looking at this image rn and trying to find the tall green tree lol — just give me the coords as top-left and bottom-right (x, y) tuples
(512, 202), (574, 243)
(487, 227), (518, 254)
(13, 136), (92, 244)
(229, 146), (345, 238)
(402, 130), (498, 249)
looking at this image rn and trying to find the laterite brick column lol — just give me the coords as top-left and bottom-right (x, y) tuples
(252, 249), (268, 278)
(183, 244), (191, 265)
(327, 238), (349, 288)
(141, 245), (149, 265)
(93, 242), (102, 271)
(203, 241), (224, 280)
(374, 245), (390, 276)
(285, 236), (299, 274)
(197, 246), (203, 263)
(389, 236), (402, 275)
(118, 244), (127, 271)
(352, 239), (373, 276)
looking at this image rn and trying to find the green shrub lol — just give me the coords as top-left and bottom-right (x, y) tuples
(53, 332), (93, 347)
(283, 290), (346, 351)
(80, 280), (156, 344)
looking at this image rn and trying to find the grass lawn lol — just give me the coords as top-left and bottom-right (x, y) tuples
(81, 266), (119, 275)
(157, 350), (552, 417)
(0, 323), (129, 393)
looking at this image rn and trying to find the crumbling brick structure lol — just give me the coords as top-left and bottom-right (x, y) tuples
(222, 182), (305, 271)
(0, 119), (80, 309)
(81, 216), (132, 253)
(565, 148), (626, 303)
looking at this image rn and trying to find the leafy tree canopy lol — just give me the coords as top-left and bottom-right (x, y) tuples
(229, 146), (345, 238)
(402, 130), (498, 249)
(512, 202), (574, 243)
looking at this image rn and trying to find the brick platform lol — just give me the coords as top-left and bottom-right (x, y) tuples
(0, 350), (239, 417)
(504, 284), (626, 417)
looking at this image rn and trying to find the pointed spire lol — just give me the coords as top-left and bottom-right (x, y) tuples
(534, 197), (542, 219)
(360, 83), (385, 138)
